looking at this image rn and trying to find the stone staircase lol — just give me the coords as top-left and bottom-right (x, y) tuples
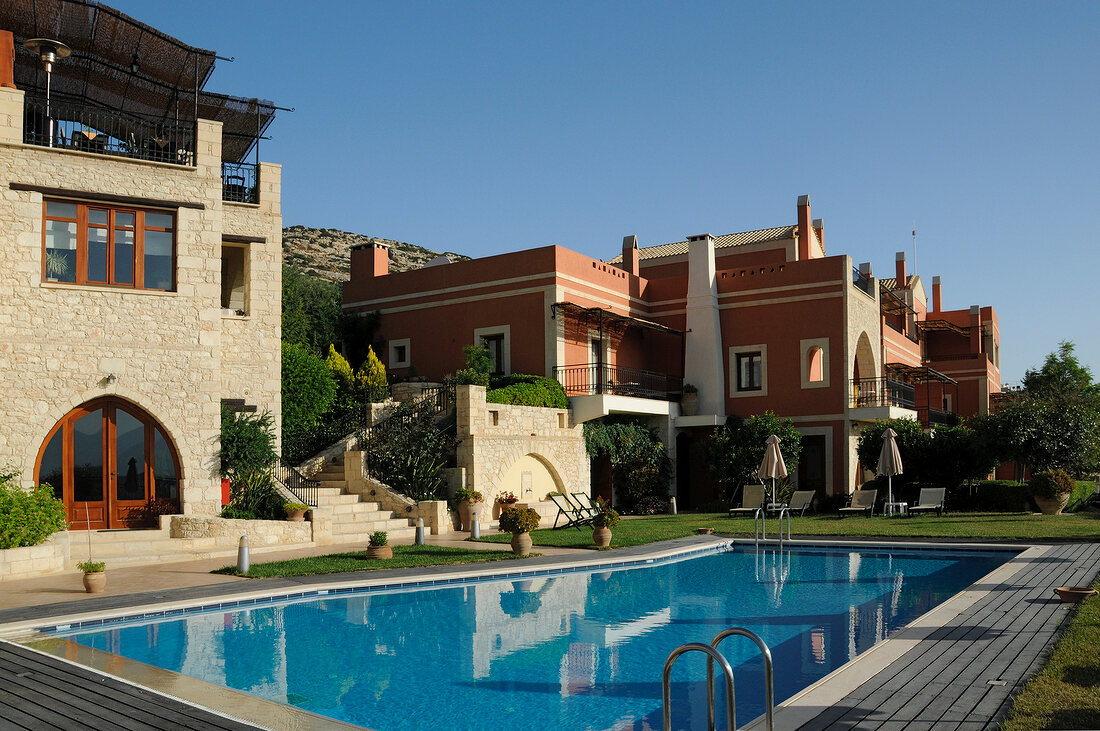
(74, 526), (298, 569)
(312, 455), (418, 543)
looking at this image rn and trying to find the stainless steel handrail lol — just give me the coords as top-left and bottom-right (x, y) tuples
(663, 643), (736, 731)
(708, 628), (775, 731)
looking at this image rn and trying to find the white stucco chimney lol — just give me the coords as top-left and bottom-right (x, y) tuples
(683, 234), (726, 418)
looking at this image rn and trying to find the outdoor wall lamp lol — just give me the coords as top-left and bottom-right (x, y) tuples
(106, 373), (117, 385)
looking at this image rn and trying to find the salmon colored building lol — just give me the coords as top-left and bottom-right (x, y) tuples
(343, 196), (1001, 506)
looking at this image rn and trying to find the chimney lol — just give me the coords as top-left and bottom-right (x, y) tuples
(895, 252), (907, 286)
(0, 31), (14, 89)
(969, 305), (982, 352)
(932, 276), (942, 313)
(797, 195), (812, 260)
(350, 241), (389, 280)
(858, 262), (872, 277)
(621, 235), (639, 276)
(812, 218), (824, 248)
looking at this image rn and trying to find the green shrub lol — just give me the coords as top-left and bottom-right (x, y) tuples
(948, 480), (1033, 512)
(220, 505), (258, 520)
(0, 468), (68, 549)
(358, 346), (389, 403)
(1066, 480), (1098, 512)
(368, 530), (388, 547)
(451, 345), (491, 386)
(486, 375), (569, 409)
(226, 470), (286, 521)
(585, 418), (671, 514)
(77, 560), (105, 573)
(219, 408), (277, 479)
(591, 498), (620, 529)
(1030, 470), (1076, 500)
(361, 399), (454, 501)
(282, 341), (337, 434)
(498, 506), (541, 534)
(454, 488), (483, 504)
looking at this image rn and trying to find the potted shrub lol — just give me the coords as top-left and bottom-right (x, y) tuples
(495, 490), (519, 519)
(1030, 470), (1075, 515)
(284, 502), (309, 521)
(680, 383), (699, 416)
(591, 497), (620, 548)
(77, 560), (106, 594)
(455, 487), (484, 531)
(498, 506), (540, 557)
(366, 531), (392, 560)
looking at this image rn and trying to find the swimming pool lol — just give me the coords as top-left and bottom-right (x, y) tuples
(46, 544), (1010, 730)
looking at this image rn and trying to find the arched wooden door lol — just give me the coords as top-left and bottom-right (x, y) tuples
(35, 397), (180, 529)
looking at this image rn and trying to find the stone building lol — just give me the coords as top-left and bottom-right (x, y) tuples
(0, 4), (282, 530)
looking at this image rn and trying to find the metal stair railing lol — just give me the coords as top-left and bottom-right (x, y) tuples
(272, 457), (320, 507)
(662, 628), (774, 731)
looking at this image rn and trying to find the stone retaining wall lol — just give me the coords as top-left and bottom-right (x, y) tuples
(168, 515), (312, 547)
(343, 451), (450, 535)
(0, 532), (70, 582)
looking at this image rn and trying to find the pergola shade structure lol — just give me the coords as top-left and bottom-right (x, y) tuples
(2, 0), (278, 175)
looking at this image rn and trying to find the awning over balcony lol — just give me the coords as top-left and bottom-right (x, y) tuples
(2, 0), (278, 162)
(550, 301), (684, 337)
(916, 319), (970, 336)
(885, 363), (957, 385)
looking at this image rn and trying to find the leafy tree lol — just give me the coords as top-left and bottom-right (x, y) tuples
(974, 341), (1100, 477)
(584, 418), (671, 513)
(219, 408), (278, 479)
(339, 310), (384, 371)
(358, 346), (390, 403)
(854, 418), (926, 486)
(282, 265), (342, 353)
(921, 424), (998, 490)
(452, 345), (491, 386)
(705, 412), (803, 498)
(1, 467), (67, 549)
(361, 399), (454, 501)
(282, 342), (337, 456)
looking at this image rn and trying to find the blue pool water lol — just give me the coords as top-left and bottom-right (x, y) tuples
(51, 545), (1009, 730)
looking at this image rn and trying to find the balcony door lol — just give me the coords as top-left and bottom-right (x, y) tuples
(35, 397), (180, 529)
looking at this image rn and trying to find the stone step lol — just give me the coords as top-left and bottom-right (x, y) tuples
(317, 479), (347, 489)
(78, 528), (170, 544)
(329, 504), (390, 519)
(312, 486), (346, 497)
(331, 519), (414, 536)
(329, 526), (417, 544)
(315, 493), (362, 506)
(71, 539), (318, 570)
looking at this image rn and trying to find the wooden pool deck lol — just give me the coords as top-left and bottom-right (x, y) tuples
(791, 542), (1100, 730)
(0, 537), (1096, 730)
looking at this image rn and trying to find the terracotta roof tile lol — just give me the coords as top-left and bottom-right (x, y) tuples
(608, 225), (796, 263)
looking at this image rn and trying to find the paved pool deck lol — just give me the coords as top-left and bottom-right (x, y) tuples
(0, 536), (1097, 730)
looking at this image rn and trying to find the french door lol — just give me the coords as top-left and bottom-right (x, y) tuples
(36, 397), (180, 529)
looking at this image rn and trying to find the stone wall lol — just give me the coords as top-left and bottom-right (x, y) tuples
(454, 385), (590, 506)
(0, 86), (281, 518)
(0, 531), (70, 582)
(342, 451), (451, 535)
(169, 515), (311, 547)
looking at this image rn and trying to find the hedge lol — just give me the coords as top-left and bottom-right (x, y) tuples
(486, 375), (569, 409)
(0, 468), (68, 549)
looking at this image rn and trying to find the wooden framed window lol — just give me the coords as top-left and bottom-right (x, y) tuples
(43, 199), (176, 291)
(736, 351), (763, 391)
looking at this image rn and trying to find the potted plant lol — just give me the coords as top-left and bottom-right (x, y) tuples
(45, 250), (70, 282)
(1029, 470), (1075, 515)
(495, 490), (519, 518)
(284, 502), (309, 521)
(366, 531), (392, 560)
(454, 487), (484, 531)
(498, 506), (540, 556)
(77, 560), (106, 594)
(680, 383), (699, 416)
(591, 497), (620, 548)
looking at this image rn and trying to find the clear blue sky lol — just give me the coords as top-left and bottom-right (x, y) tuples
(114, 1), (1099, 386)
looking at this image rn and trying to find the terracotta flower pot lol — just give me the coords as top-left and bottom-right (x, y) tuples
(1034, 494), (1071, 515)
(285, 509), (307, 522)
(510, 532), (533, 557)
(83, 571), (106, 594)
(680, 393), (699, 417)
(1054, 586), (1098, 602)
(366, 546), (393, 560)
(593, 526), (612, 547)
(459, 501), (481, 531)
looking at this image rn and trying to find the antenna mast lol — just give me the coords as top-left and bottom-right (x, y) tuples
(912, 224), (917, 280)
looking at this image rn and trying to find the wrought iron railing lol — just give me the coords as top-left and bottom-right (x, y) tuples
(918, 407), (959, 427)
(849, 377), (915, 409)
(23, 94), (195, 165)
(273, 456), (320, 507)
(282, 406), (366, 466)
(222, 161), (259, 203)
(553, 363), (683, 400)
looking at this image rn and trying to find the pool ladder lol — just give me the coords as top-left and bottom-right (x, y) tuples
(662, 627), (774, 731)
(753, 507), (791, 542)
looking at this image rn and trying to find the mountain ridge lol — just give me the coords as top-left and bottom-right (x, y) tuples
(282, 225), (469, 282)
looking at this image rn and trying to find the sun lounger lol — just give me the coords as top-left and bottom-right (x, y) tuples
(728, 484), (766, 518)
(838, 489), (877, 517)
(571, 492), (601, 519)
(788, 490), (816, 517)
(550, 493), (593, 529)
(908, 487), (946, 516)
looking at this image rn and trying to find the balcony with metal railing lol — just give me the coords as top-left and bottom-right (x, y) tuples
(554, 363), (683, 401)
(850, 377), (915, 410)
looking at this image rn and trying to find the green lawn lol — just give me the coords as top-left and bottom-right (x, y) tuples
(999, 579), (1100, 730)
(213, 544), (523, 578)
(473, 511), (1100, 549)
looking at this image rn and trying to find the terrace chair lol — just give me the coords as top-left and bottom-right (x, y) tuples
(788, 490), (816, 517)
(728, 484), (766, 518)
(550, 493), (593, 530)
(908, 488), (947, 517)
(838, 489), (877, 517)
(571, 492), (601, 519)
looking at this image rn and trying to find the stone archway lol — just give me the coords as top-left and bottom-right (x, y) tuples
(495, 452), (566, 504)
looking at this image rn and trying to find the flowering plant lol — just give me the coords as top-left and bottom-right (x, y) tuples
(497, 491), (519, 505)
